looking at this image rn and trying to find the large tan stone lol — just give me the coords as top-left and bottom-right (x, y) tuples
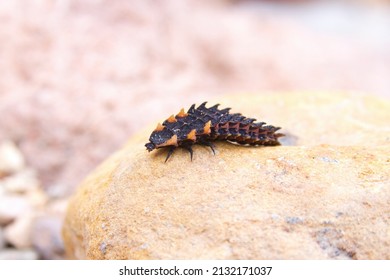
(62, 92), (390, 259)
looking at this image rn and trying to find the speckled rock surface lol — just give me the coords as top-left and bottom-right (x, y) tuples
(63, 93), (390, 259)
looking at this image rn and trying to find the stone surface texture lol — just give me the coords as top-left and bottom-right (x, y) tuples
(63, 92), (390, 260)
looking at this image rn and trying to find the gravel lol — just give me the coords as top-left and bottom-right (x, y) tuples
(0, 249), (39, 260)
(0, 140), (65, 259)
(0, 228), (5, 250)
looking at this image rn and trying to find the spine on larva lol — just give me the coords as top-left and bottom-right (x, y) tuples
(145, 102), (284, 161)
(209, 110), (283, 146)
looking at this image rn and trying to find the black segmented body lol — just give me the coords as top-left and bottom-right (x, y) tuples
(145, 102), (284, 161)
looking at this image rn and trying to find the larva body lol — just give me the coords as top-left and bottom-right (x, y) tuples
(145, 102), (284, 161)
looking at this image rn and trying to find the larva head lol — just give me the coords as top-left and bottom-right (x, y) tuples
(145, 123), (178, 152)
(145, 142), (156, 152)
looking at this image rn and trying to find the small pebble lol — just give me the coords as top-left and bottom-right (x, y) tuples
(26, 187), (48, 208)
(0, 228), (5, 249)
(0, 249), (39, 260)
(0, 183), (5, 196)
(32, 215), (65, 259)
(4, 213), (36, 249)
(0, 195), (31, 226)
(0, 141), (25, 175)
(2, 169), (40, 193)
(47, 199), (69, 216)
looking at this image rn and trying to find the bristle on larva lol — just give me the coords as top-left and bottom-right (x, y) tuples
(145, 102), (284, 162)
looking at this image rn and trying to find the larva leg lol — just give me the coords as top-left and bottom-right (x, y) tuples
(165, 146), (176, 163)
(199, 139), (216, 155)
(181, 142), (194, 161)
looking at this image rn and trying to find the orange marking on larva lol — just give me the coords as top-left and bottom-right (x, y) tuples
(187, 129), (197, 141)
(162, 134), (178, 147)
(154, 122), (165, 132)
(176, 108), (188, 118)
(167, 115), (177, 123)
(203, 120), (211, 135)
